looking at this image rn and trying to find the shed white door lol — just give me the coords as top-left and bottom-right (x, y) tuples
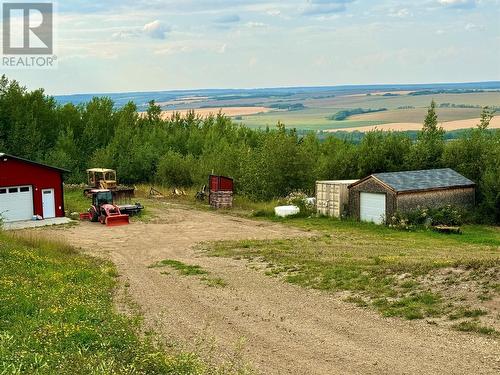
(42, 189), (56, 219)
(360, 192), (386, 224)
(0, 186), (33, 222)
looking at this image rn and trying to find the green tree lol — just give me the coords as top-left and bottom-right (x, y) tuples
(357, 131), (411, 176)
(156, 151), (197, 187)
(406, 100), (445, 170)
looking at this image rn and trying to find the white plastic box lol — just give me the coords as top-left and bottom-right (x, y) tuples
(274, 205), (300, 218)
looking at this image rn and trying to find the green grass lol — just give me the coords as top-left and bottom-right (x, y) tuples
(261, 215), (500, 247)
(201, 277), (228, 288)
(149, 259), (208, 276)
(149, 259), (228, 288)
(204, 216), (500, 325)
(448, 308), (488, 320)
(452, 321), (498, 336)
(64, 188), (91, 215)
(0, 231), (212, 374)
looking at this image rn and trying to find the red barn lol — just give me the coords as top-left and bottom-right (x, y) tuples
(0, 153), (68, 222)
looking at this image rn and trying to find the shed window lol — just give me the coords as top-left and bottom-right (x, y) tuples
(20, 187), (30, 192)
(8, 188), (18, 193)
(0, 189), (6, 194)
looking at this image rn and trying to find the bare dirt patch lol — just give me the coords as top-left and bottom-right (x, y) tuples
(40, 205), (500, 375)
(153, 107), (272, 119)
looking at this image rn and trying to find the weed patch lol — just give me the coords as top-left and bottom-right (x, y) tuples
(202, 277), (228, 288)
(452, 321), (498, 336)
(149, 259), (208, 276)
(448, 308), (488, 320)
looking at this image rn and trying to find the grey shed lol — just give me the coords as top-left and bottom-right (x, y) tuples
(348, 168), (475, 224)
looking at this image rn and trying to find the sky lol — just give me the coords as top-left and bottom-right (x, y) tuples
(2, 0), (500, 95)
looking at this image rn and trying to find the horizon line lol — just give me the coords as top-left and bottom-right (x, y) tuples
(52, 80), (500, 98)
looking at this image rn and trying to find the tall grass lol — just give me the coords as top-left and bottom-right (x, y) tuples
(0, 231), (237, 374)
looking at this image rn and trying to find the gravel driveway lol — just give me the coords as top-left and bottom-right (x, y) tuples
(44, 205), (500, 375)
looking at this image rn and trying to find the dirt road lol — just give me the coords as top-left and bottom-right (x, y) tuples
(45, 205), (499, 374)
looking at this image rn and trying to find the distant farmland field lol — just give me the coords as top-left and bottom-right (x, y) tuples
(349, 108), (483, 123)
(234, 91), (500, 131)
(61, 84), (500, 133)
(157, 106), (271, 119)
(325, 116), (500, 133)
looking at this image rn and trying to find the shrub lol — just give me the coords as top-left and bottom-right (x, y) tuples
(387, 205), (464, 230)
(284, 191), (315, 217)
(156, 151), (197, 187)
(430, 205), (463, 226)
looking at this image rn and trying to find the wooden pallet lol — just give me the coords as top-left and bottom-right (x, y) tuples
(432, 226), (462, 234)
(210, 191), (233, 209)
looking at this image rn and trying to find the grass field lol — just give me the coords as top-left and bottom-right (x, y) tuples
(204, 216), (500, 334)
(0, 231), (213, 374)
(234, 107), (386, 130)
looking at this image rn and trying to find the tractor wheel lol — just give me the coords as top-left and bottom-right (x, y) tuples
(89, 208), (99, 222)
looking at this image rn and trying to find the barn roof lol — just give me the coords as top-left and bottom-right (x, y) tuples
(372, 168), (475, 193)
(0, 153), (70, 173)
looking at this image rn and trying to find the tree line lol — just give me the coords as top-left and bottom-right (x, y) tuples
(0, 76), (498, 222)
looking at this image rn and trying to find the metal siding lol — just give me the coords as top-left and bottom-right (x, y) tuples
(316, 181), (355, 218)
(0, 157), (65, 218)
(209, 175), (234, 192)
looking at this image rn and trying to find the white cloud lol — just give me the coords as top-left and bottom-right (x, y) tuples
(143, 20), (170, 39)
(389, 8), (411, 18)
(154, 40), (228, 56)
(465, 22), (482, 30)
(302, 0), (354, 16)
(112, 30), (140, 39)
(214, 14), (241, 24)
(266, 9), (281, 16)
(246, 21), (266, 28)
(437, 0), (477, 9)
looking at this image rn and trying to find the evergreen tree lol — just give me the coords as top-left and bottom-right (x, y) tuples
(406, 100), (445, 170)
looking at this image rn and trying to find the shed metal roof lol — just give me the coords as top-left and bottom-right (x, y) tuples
(371, 168), (475, 193)
(0, 153), (70, 173)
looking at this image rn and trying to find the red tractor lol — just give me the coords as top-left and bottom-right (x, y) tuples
(87, 189), (130, 226)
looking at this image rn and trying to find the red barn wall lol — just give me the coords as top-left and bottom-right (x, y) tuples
(0, 157), (64, 218)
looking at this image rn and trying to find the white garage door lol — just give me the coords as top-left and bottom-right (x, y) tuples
(360, 192), (386, 225)
(0, 186), (34, 222)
